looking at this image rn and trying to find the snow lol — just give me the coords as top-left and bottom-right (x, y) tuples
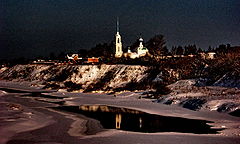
(0, 67), (8, 73)
(0, 90), (7, 96)
(1, 64), (240, 115)
(160, 79), (240, 113)
(213, 72), (240, 88)
(0, 64), (153, 91)
(168, 79), (196, 90)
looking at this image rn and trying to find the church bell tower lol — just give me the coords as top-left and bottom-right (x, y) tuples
(115, 18), (123, 58)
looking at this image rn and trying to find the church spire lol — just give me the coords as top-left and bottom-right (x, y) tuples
(117, 17), (119, 34)
(115, 17), (123, 58)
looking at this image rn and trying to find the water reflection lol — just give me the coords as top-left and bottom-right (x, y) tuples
(139, 117), (142, 128)
(116, 113), (121, 129)
(114, 113), (143, 130)
(56, 105), (223, 134)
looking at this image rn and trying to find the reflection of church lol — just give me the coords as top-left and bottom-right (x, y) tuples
(115, 19), (149, 59)
(115, 113), (122, 129)
(115, 113), (143, 130)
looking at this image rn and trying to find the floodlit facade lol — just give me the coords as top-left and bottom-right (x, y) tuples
(115, 19), (123, 58)
(137, 37), (149, 57)
(124, 37), (149, 59)
(115, 19), (148, 59)
(206, 52), (216, 59)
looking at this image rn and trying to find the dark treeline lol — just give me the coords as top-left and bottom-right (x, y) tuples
(76, 34), (234, 62)
(0, 34), (238, 67)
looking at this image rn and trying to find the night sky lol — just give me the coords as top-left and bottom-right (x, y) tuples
(1, 0), (240, 59)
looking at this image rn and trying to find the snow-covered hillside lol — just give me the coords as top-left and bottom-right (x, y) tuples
(0, 64), (173, 92)
(0, 64), (240, 116)
(156, 79), (240, 116)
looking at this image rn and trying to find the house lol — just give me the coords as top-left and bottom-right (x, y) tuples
(206, 52), (216, 59)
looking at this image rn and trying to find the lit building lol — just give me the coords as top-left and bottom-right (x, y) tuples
(206, 52), (216, 59)
(115, 18), (123, 58)
(115, 18), (149, 59)
(124, 37), (149, 59)
(137, 37), (149, 57)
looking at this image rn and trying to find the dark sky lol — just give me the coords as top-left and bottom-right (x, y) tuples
(1, 0), (240, 59)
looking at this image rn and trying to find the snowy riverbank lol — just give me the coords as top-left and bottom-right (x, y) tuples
(0, 82), (240, 144)
(0, 64), (240, 116)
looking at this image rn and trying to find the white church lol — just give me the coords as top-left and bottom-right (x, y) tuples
(115, 19), (149, 59)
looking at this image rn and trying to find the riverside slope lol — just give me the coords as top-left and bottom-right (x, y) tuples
(0, 64), (167, 92)
(0, 64), (239, 115)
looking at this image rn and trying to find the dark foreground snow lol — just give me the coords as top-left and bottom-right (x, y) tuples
(0, 82), (240, 144)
